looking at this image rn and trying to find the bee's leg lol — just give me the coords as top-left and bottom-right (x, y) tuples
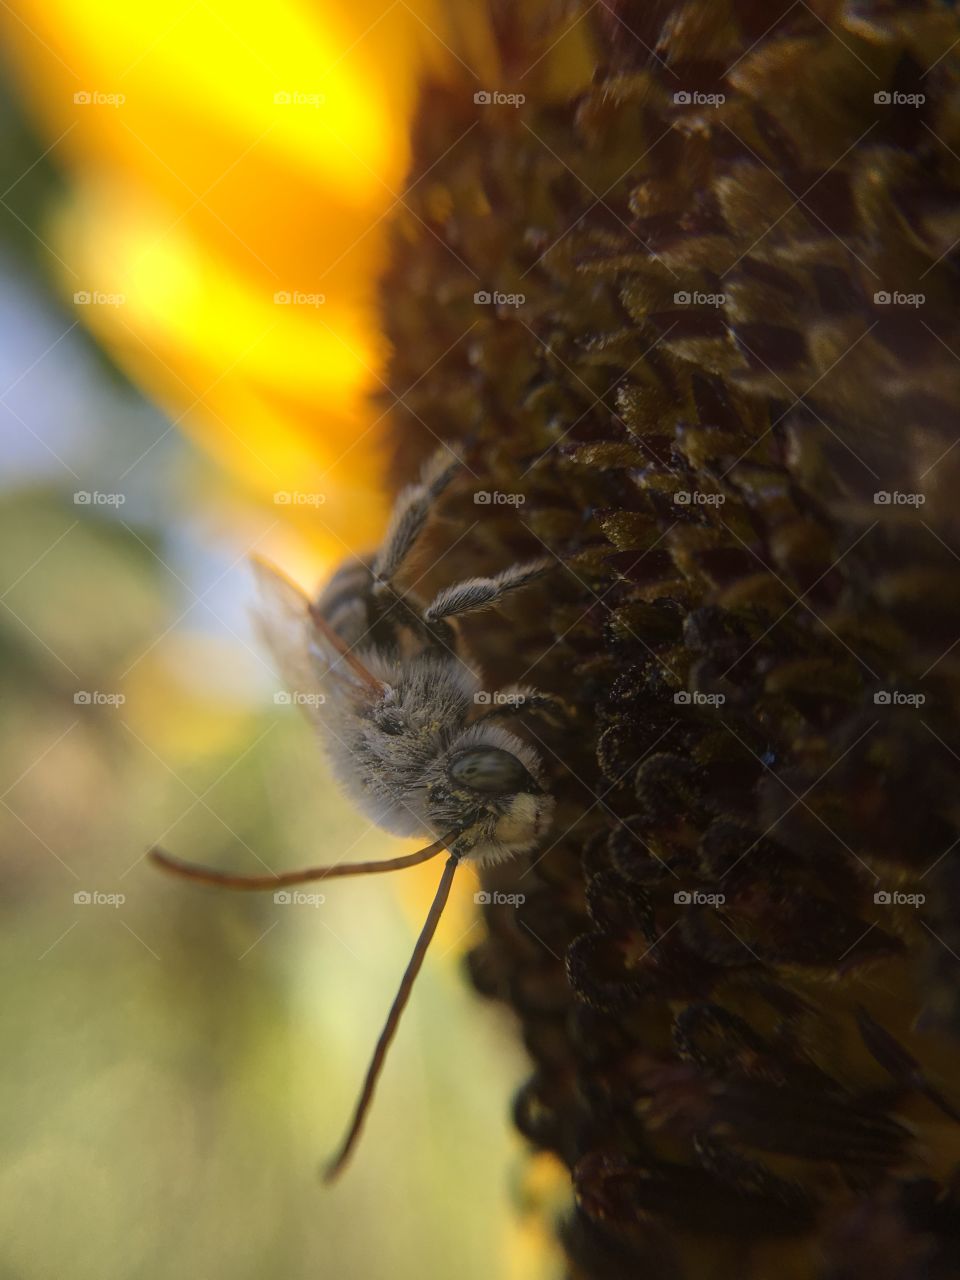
(471, 685), (571, 726)
(423, 558), (553, 622)
(372, 450), (460, 591)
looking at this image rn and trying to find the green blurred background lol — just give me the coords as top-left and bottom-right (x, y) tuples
(0, 74), (556, 1280)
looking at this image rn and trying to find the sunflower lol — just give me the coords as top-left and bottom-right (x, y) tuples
(8, 1), (960, 1278)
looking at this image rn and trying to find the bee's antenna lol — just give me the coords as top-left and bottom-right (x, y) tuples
(307, 602), (387, 694)
(148, 838), (448, 890)
(323, 852), (460, 1183)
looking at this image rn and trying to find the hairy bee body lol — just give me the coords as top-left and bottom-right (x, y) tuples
(152, 451), (560, 1178)
(255, 453), (556, 866)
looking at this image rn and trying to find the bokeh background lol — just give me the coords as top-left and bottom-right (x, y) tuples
(0, 5), (561, 1277)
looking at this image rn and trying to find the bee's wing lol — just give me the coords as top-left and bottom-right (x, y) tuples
(250, 556), (328, 725)
(250, 557), (389, 723)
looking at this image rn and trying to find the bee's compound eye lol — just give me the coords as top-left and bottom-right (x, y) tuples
(449, 747), (533, 794)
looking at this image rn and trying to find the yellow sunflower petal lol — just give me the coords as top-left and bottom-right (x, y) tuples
(1, 0), (497, 557)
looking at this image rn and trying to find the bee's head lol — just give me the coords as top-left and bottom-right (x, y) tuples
(432, 725), (554, 866)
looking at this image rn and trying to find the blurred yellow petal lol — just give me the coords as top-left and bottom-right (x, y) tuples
(55, 179), (387, 558)
(0, 0), (498, 560)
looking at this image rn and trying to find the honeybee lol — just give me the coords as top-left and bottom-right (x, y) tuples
(151, 450), (557, 1179)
